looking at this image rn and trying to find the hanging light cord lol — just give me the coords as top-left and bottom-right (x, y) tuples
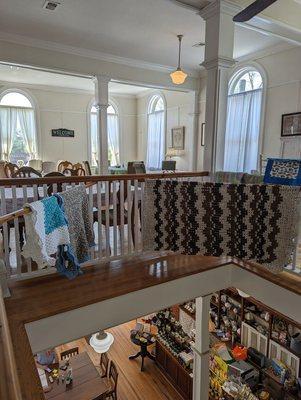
(177, 34), (183, 69)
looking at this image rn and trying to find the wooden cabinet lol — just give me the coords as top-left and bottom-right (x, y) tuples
(155, 340), (192, 400)
(241, 322), (268, 356)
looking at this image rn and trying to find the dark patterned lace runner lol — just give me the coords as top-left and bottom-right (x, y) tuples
(142, 180), (300, 273)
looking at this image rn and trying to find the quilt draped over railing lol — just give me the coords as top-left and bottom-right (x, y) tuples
(142, 180), (300, 273)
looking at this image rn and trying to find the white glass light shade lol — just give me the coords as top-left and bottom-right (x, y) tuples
(89, 331), (114, 354)
(170, 68), (187, 85)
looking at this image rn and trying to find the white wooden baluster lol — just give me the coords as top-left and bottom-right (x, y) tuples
(33, 184), (39, 201)
(22, 185), (32, 273)
(127, 180), (132, 254)
(88, 185), (95, 259)
(0, 186), (11, 274)
(12, 185), (22, 275)
(96, 181), (103, 258)
(105, 181), (110, 257)
(120, 180), (125, 256)
(112, 181), (117, 256)
(42, 184), (48, 198)
(140, 181), (145, 252)
(134, 179), (139, 252)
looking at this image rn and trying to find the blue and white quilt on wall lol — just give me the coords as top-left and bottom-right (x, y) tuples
(264, 158), (301, 186)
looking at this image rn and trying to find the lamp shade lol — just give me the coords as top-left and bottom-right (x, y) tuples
(170, 68), (187, 85)
(89, 331), (114, 354)
(166, 148), (184, 157)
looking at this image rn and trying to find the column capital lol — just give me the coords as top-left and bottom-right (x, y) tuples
(201, 56), (236, 70)
(93, 74), (111, 84)
(199, 0), (239, 20)
(94, 103), (109, 111)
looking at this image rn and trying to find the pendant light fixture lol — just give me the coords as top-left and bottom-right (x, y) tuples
(89, 330), (114, 354)
(170, 34), (187, 85)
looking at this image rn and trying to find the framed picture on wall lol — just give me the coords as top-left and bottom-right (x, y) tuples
(281, 112), (301, 137)
(171, 126), (185, 150)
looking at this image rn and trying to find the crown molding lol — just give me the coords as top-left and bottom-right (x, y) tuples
(236, 42), (297, 64)
(0, 79), (94, 96)
(0, 31), (199, 77)
(199, 0), (238, 20)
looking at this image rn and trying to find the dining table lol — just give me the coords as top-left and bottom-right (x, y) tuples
(44, 352), (109, 400)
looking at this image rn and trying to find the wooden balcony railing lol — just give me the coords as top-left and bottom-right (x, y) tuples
(0, 172), (209, 280)
(0, 170), (300, 284)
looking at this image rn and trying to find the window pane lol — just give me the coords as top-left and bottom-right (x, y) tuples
(232, 71), (263, 94)
(155, 97), (164, 112)
(107, 104), (116, 114)
(0, 92), (32, 108)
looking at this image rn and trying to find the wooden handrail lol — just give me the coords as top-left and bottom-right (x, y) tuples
(0, 181), (96, 225)
(0, 286), (22, 400)
(0, 171), (209, 187)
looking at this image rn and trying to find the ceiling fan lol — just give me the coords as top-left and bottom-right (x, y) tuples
(233, 0), (278, 22)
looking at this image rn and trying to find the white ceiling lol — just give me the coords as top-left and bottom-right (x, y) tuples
(0, 64), (150, 95)
(0, 0), (286, 72)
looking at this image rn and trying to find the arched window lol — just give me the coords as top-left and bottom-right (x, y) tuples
(0, 90), (37, 163)
(223, 68), (263, 172)
(146, 94), (165, 170)
(90, 102), (120, 167)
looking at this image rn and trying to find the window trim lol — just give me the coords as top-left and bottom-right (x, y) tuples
(226, 63), (267, 172)
(146, 92), (167, 166)
(0, 87), (40, 161)
(87, 97), (120, 166)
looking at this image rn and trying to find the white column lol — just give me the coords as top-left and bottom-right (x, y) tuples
(192, 294), (211, 400)
(94, 75), (111, 174)
(200, 0), (236, 172)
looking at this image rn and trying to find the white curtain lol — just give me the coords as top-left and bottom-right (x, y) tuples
(146, 111), (164, 169)
(90, 113), (98, 166)
(17, 108), (37, 159)
(0, 107), (17, 160)
(223, 89), (262, 173)
(108, 114), (120, 166)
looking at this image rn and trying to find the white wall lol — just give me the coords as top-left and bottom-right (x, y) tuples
(254, 46), (301, 158)
(0, 83), (138, 164)
(137, 89), (195, 171)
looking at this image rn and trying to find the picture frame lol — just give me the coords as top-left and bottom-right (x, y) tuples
(51, 128), (75, 138)
(281, 112), (301, 137)
(171, 126), (185, 150)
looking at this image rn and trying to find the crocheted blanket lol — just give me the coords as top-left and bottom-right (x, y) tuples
(23, 196), (70, 268)
(142, 180), (300, 273)
(56, 185), (95, 264)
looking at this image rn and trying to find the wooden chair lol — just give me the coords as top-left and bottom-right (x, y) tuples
(12, 166), (42, 178)
(73, 162), (83, 170)
(44, 172), (65, 196)
(4, 162), (19, 178)
(60, 347), (79, 361)
(63, 167), (85, 176)
(0, 161), (7, 178)
(127, 161), (146, 175)
(57, 160), (73, 173)
(83, 160), (92, 175)
(105, 360), (118, 400)
(99, 352), (110, 378)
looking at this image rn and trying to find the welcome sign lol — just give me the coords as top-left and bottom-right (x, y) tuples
(51, 128), (75, 137)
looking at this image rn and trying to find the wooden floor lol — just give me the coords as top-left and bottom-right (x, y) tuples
(55, 320), (183, 400)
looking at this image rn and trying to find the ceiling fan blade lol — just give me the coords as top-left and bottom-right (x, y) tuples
(233, 0), (278, 22)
